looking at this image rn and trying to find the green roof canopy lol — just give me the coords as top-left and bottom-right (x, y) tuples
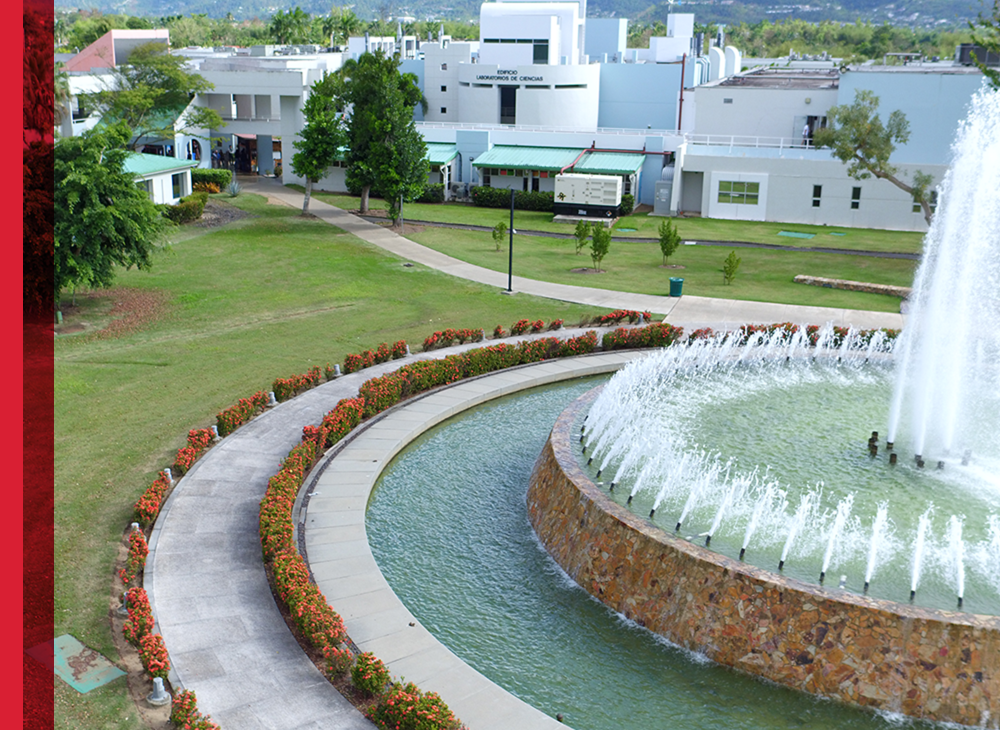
(123, 153), (199, 177)
(472, 146), (645, 175)
(426, 143), (459, 165)
(472, 146), (583, 172)
(575, 151), (645, 176)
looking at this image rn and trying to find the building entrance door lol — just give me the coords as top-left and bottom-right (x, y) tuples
(500, 86), (516, 125)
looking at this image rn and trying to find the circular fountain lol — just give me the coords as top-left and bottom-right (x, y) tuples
(526, 88), (1000, 726)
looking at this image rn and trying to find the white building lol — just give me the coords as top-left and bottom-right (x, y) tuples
(124, 153), (197, 205)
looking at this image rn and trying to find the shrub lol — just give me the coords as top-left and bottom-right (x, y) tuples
(133, 471), (171, 527)
(529, 319), (545, 333)
(192, 181), (221, 194)
(122, 587), (154, 645)
(492, 324), (506, 339)
(323, 645), (354, 678)
(590, 223), (612, 272)
(319, 398), (365, 447)
(619, 193), (635, 216)
(687, 327), (715, 342)
(227, 181), (242, 197)
(602, 323), (684, 350)
(368, 681), (462, 730)
(119, 530), (148, 585)
(274, 164), (282, 177)
(559, 330), (598, 357)
(272, 366), (322, 402)
(492, 221), (507, 251)
(216, 391), (269, 436)
(548, 319), (563, 331)
(162, 193), (207, 224)
(173, 446), (198, 475)
(351, 652), (390, 696)
(391, 340), (408, 359)
(723, 249), (741, 285)
(191, 169), (232, 188)
(471, 186), (554, 211)
(138, 633), (170, 680)
(417, 183), (445, 203)
(510, 319), (530, 336)
(187, 428), (214, 451)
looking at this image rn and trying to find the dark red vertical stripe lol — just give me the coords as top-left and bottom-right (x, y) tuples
(22, 0), (54, 727)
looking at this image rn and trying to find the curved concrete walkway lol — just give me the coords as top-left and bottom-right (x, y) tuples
(146, 333), (620, 729)
(239, 177), (906, 332)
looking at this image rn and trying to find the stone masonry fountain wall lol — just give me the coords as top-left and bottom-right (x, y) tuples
(526, 389), (1000, 727)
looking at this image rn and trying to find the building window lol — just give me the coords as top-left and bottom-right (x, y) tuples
(440, 107), (447, 114)
(136, 179), (153, 198)
(172, 172), (185, 198)
(914, 190), (938, 214)
(812, 185), (822, 208)
(441, 85), (447, 92)
(723, 98), (733, 104)
(441, 63), (447, 70)
(533, 42), (548, 63)
(718, 180), (759, 205)
(851, 186), (861, 210)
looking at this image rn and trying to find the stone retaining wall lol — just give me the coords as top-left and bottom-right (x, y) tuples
(793, 275), (912, 298)
(526, 389), (1000, 727)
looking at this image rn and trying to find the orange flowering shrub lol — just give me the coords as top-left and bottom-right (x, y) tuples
(216, 391), (269, 436)
(133, 471), (171, 527)
(351, 652), (389, 696)
(122, 587), (154, 646)
(368, 681), (462, 730)
(119, 530), (149, 585)
(138, 633), (170, 680)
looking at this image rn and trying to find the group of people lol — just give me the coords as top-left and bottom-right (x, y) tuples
(211, 142), (255, 173)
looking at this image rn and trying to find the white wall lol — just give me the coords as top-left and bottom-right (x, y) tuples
(424, 40), (476, 123)
(479, 2), (582, 65)
(693, 85), (838, 140)
(457, 63), (599, 128)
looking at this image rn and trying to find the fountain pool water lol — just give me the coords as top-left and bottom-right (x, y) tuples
(368, 379), (951, 730)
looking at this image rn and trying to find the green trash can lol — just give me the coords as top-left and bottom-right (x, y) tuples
(669, 277), (684, 297)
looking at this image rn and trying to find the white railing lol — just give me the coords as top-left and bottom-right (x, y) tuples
(682, 133), (809, 150)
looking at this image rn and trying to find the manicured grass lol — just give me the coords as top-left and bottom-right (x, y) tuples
(53, 193), (599, 729)
(302, 186), (926, 255)
(404, 225), (916, 313)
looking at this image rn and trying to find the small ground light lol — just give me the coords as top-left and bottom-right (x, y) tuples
(147, 677), (171, 707)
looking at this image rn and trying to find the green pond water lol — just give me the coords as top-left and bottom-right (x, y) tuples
(367, 377), (958, 730)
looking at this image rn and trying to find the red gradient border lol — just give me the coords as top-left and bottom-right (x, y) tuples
(21, 1), (54, 727)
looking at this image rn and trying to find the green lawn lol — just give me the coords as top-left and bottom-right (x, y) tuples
(53, 193), (599, 729)
(404, 226), (916, 313)
(301, 186), (926, 255)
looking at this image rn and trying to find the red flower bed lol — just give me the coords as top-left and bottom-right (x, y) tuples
(138, 633), (170, 680)
(368, 681), (462, 730)
(133, 471), (171, 528)
(119, 530), (149, 585)
(216, 391), (269, 436)
(187, 428), (214, 451)
(510, 318), (531, 336)
(273, 366), (323, 402)
(602, 322), (684, 350)
(171, 690), (222, 730)
(122, 587), (154, 646)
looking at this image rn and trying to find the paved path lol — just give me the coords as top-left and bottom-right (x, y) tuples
(238, 177), (906, 332)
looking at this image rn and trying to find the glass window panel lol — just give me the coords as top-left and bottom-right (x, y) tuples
(719, 181), (732, 193)
(746, 182), (760, 194)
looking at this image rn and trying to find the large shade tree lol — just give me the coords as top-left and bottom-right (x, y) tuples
(813, 89), (935, 225)
(971, 0), (1000, 88)
(83, 42), (224, 151)
(340, 50), (427, 217)
(291, 74), (347, 215)
(54, 122), (167, 298)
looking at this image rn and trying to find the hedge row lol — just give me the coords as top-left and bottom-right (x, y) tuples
(216, 391), (269, 436)
(191, 169), (232, 188)
(471, 186), (554, 211)
(602, 322), (684, 350)
(418, 183), (445, 203)
(272, 366), (323, 403)
(171, 690), (222, 730)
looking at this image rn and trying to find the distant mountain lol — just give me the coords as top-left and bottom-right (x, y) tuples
(55, 0), (984, 27)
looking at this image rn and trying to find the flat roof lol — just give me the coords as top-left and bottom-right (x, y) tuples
(426, 143), (459, 165)
(716, 68), (839, 90)
(123, 153), (200, 176)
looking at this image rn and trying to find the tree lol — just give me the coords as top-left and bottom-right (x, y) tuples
(590, 223), (612, 272)
(657, 218), (681, 266)
(722, 250), (741, 285)
(54, 122), (167, 298)
(492, 221), (507, 251)
(341, 50), (427, 216)
(291, 75), (346, 215)
(268, 7), (313, 45)
(970, 0), (1000, 89)
(83, 42), (224, 151)
(573, 219), (590, 255)
(813, 89), (935, 226)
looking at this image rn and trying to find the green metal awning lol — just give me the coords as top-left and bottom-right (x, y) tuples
(575, 151), (645, 176)
(123, 153), (199, 177)
(472, 145), (583, 172)
(426, 143), (459, 165)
